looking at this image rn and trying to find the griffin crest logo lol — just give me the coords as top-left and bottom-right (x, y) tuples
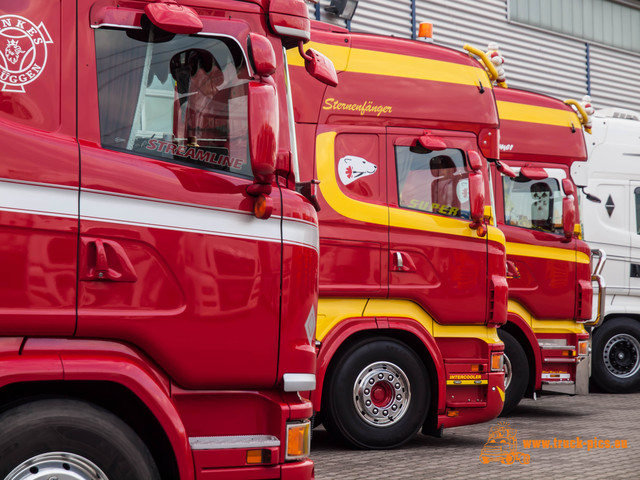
(0, 15), (53, 92)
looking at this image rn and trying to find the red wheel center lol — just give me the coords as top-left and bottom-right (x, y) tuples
(370, 381), (393, 407)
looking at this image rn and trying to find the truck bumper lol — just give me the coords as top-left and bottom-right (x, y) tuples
(437, 369), (505, 429)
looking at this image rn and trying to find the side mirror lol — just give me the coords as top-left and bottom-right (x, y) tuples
(248, 33), (277, 77)
(562, 178), (575, 196)
(519, 166), (548, 180)
(562, 195), (575, 242)
(297, 42), (338, 87)
(467, 150), (484, 172)
(418, 134), (447, 151)
(469, 171), (486, 234)
(144, 0), (203, 34)
(247, 82), (279, 218)
(496, 160), (517, 178)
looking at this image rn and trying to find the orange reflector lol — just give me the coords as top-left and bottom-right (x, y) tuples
(254, 194), (273, 219)
(418, 22), (433, 39)
(471, 364), (480, 372)
(578, 341), (588, 356)
(491, 353), (504, 371)
(246, 449), (270, 465)
(447, 410), (460, 417)
(286, 423), (310, 460)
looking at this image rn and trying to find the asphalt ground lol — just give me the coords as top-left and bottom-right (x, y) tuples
(310, 391), (640, 479)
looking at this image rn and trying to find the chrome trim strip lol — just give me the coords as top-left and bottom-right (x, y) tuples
(189, 435), (280, 451)
(283, 373), (316, 392)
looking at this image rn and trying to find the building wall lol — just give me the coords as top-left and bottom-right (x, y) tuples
(308, 0), (640, 112)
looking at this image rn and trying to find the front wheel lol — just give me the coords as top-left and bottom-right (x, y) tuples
(592, 317), (640, 393)
(322, 337), (429, 449)
(0, 399), (160, 480)
(499, 330), (529, 416)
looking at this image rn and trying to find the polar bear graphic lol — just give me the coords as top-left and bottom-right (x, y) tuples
(338, 155), (377, 186)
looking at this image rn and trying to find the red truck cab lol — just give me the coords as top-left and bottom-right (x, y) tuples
(288, 22), (508, 449)
(490, 87), (597, 413)
(0, 1), (332, 478)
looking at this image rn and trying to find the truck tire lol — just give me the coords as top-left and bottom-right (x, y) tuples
(0, 398), (160, 480)
(322, 337), (429, 449)
(499, 330), (528, 416)
(592, 317), (640, 393)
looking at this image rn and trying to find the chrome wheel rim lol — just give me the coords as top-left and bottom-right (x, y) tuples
(352, 361), (410, 427)
(5, 452), (109, 480)
(503, 353), (513, 390)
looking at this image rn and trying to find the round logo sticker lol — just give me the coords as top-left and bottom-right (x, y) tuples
(0, 15), (53, 92)
(456, 178), (470, 204)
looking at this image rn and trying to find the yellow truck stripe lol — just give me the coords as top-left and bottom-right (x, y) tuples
(507, 241), (590, 264)
(289, 41), (493, 88)
(497, 100), (581, 128)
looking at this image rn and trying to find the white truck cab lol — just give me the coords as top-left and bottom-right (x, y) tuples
(572, 108), (640, 392)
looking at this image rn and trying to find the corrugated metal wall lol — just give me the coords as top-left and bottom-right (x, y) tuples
(590, 45), (640, 113)
(306, 0), (640, 112)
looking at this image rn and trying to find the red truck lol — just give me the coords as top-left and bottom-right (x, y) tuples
(288, 22), (508, 449)
(0, 1), (335, 478)
(489, 86), (602, 413)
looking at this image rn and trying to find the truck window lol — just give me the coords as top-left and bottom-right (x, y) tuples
(503, 171), (564, 234)
(396, 147), (470, 218)
(95, 27), (252, 177)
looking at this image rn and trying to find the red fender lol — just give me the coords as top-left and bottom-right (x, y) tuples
(19, 338), (193, 480)
(314, 317), (446, 413)
(505, 313), (543, 391)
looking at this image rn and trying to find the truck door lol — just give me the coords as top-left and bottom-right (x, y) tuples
(497, 165), (578, 319)
(0, 3), (78, 336)
(629, 182), (640, 296)
(387, 128), (488, 324)
(75, 8), (283, 389)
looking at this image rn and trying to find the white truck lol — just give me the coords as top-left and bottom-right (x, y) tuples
(572, 108), (640, 392)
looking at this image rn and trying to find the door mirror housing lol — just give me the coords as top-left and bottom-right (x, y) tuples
(519, 166), (548, 180)
(469, 171), (485, 233)
(562, 178), (575, 196)
(144, 0), (203, 34)
(248, 33), (277, 77)
(467, 150), (484, 172)
(297, 42), (338, 87)
(418, 134), (447, 151)
(562, 195), (575, 242)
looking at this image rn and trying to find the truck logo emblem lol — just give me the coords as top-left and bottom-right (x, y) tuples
(605, 195), (615, 217)
(338, 155), (377, 186)
(0, 15), (53, 92)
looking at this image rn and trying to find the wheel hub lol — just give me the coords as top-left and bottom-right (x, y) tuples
(603, 333), (640, 378)
(352, 361), (410, 427)
(4, 452), (109, 480)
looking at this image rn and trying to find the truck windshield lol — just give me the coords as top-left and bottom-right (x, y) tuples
(95, 27), (252, 177)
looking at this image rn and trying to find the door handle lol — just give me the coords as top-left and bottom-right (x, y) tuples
(506, 260), (521, 279)
(391, 250), (416, 272)
(80, 237), (138, 282)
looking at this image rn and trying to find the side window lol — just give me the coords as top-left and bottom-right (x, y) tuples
(503, 169), (565, 234)
(95, 27), (251, 177)
(396, 146), (470, 218)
